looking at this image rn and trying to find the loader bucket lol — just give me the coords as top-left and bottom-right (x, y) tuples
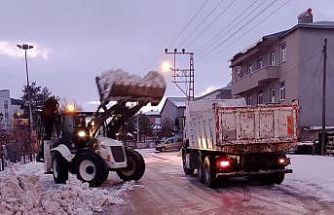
(96, 69), (166, 106)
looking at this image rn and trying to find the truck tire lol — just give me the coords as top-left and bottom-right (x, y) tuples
(273, 173), (285, 184)
(74, 151), (109, 187)
(51, 153), (69, 184)
(198, 154), (205, 183)
(203, 156), (217, 188)
(117, 149), (145, 181)
(182, 148), (194, 175)
(259, 173), (284, 185)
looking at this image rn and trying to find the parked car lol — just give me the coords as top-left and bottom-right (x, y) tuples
(155, 136), (183, 152)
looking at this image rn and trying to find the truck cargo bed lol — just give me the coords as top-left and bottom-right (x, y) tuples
(185, 100), (299, 154)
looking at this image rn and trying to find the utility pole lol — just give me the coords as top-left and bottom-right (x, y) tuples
(321, 38), (327, 155)
(164, 48), (195, 101)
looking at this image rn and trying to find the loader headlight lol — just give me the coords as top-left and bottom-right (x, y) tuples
(77, 130), (87, 138)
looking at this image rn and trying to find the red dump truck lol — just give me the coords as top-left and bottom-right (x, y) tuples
(181, 99), (299, 187)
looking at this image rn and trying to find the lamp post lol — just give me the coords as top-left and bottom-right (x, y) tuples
(17, 44), (34, 161)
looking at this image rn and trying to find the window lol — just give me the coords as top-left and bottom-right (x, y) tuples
(257, 90), (263, 104)
(271, 52), (277, 65)
(280, 82), (286, 100)
(246, 95), (254, 105)
(4, 100), (8, 110)
(257, 57), (263, 69)
(235, 67), (241, 78)
(247, 62), (253, 74)
(280, 43), (287, 63)
(270, 89), (276, 103)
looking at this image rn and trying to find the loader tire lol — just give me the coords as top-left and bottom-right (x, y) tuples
(182, 148), (194, 175)
(75, 151), (108, 187)
(51, 153), (69, 184)
(117, 149), (145, 181)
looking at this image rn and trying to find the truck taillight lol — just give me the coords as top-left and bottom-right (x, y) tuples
(219, 160), (230, 168)
(217, 158), (231, 169)
(278, 157), (290, 166)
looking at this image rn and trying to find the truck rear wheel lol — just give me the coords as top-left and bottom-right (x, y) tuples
(259, 173), (285, 185)
(203, 156), (217, 188)
(51, 153), (69, 184)
(117, 149), (145, 181)
(75, 151), (109, 187)
(182, 148), (194, 175)
(273, 173), (285, 184)
(198, 154), (205, 183)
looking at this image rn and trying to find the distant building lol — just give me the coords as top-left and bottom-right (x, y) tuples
(196, 86), (232, 100)
(160, 97), (186, 134)
(144, 110), (162, 135)
(230, 9), (334, 133)
(160, 87), (231, 134)
(0, 89), (23, 130)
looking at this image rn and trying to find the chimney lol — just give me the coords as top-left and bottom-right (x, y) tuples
(298, 8), (313, 24)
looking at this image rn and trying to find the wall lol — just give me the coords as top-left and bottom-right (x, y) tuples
(297, 28), (334, 127)
(0, 90), (11, 130)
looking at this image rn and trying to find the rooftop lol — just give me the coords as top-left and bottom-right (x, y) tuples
(231, 21), (334, 63)
(167, 97), (187, 108)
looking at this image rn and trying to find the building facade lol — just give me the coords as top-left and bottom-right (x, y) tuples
(230, 11), (334, 130)
(160, 97), (186, 133)
(144, 110), (162, 135)
(0, 90), (23, 130)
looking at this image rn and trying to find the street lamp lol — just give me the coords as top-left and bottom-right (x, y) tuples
(17, 44), (34, 160)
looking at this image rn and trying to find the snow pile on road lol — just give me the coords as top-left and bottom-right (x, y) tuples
(97, 69), (166, 102)
(0, 162), (136, 215)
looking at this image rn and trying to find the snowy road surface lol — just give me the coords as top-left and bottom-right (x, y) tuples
(109, 150), (334, 215)
(1, 150), (334, 214)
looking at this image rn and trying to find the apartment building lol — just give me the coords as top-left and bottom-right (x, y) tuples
(230, 9), (334, 129)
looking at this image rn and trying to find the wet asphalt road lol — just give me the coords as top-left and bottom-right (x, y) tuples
(106, 151), (334, 215)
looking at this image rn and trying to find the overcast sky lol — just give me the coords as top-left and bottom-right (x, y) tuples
(0, 0), (333, 111)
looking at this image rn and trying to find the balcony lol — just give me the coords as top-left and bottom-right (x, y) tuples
(232, 65), (279, 95)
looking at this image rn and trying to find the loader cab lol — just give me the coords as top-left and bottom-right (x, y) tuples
(59, 112), (94, 149)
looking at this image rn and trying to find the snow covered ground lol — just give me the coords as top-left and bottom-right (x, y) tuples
(0, 161), (143, 215)
(1, 150), (334, 215)
(285, 154), (334, 202)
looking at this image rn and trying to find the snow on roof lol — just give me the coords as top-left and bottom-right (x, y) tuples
(144, 110), (161, 116)
(168, 97), (186, 108)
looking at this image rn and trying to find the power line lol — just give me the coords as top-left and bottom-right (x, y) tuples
(201, 0), (289, 61)
(184, 0), (237, 49)
(196, 0), (263, 53)
(144, 0), (209, 71)
(168, 0), (210, 48)
(199, 0), (278, 59)
(177, 0), (225, 48)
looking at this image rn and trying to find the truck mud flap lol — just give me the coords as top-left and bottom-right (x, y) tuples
(216, 169), (292, 178)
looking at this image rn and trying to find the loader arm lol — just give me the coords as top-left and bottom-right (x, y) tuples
(90, 100), (148, 138)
